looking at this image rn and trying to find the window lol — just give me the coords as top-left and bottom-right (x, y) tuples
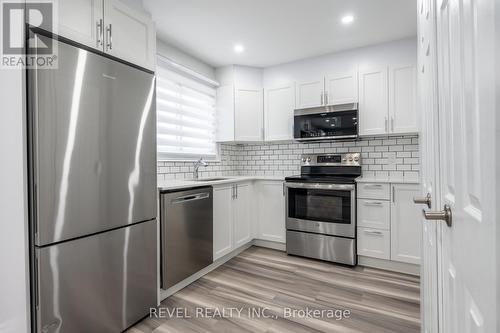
(156, 58), (218, 161)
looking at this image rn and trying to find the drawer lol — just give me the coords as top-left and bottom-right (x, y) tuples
(357, 227), (390, 260)
(357, 183), (390, 200)
(357, 199), (390, 230)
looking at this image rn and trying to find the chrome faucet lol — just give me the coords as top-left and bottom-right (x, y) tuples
(193, 157), (207, 180)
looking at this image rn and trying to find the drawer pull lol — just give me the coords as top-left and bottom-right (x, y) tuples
(364, 230), (383, 236)
(364, 184), (383, 189)
(364, 201), (383, 206)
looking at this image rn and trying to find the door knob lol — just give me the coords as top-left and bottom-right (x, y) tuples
(422, 204), (452, 227)
(413, 193), (432, 208)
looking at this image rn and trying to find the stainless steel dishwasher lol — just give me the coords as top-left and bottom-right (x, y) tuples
(160, 186), (213, 289)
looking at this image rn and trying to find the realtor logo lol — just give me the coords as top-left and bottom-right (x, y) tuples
(1, 0), (57, 68)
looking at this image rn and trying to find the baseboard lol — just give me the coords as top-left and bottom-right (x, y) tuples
(159, 242), (253, 301)
(252, 239), (286, 251)
(358, 256), (420, 276)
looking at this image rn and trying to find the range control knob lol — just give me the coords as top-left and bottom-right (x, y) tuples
(302, 158), (307, 163)
(306, 157), (311, 163)
(353, 155), (360, 162)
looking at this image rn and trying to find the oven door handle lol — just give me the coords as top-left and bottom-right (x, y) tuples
(285, 182), (355, 191)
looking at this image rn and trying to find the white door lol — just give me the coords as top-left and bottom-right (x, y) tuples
(234, 87), (263, 141)
(390, 184), (421, 264)
(103, 0), (156, 70)
(295, 78), (324, 108)
(389, 65), (418, 134)
(257, 181), (286, 243)
(264, 84), (295, 141)
(325, 71), (358, 105)
(233, 183), (252, 247)
(432, 0), (496, 332)
(358, 67), (388, 136)
(418, 0), (497, 332)
(417, 0), (441, 331)
(213, 185), (233, 260)
(57, 0), (104, 50)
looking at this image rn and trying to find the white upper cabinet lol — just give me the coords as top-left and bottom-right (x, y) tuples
(103, 0), (156, 70)
(390, 184), (421, 264)
(325, 71), (358, 105)
(295, 78), (324, 108)
(264, 84), (295, 141)
(389, 65), (418, 134)
(57, 0), (103, 50)
(53, 0), (155, 71)
(234, 87), (264, 141)
(216, 66), (264, 142)
(359, 66), (389, 136)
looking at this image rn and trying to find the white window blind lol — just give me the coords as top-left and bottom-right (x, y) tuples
(156, 58), (217, 160)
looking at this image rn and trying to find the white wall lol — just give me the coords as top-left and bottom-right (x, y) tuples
(157, 39), (216, 81)
(263, 37), (417, 87)
(0, 69), (30, 331)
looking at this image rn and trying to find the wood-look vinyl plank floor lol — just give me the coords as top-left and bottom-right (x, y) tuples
(127, 246), (420, 333)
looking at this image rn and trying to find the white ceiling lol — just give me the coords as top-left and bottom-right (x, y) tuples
(143, 0), (417, 68)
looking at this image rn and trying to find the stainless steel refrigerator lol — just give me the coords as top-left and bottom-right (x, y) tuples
(27, 32), (157, 333)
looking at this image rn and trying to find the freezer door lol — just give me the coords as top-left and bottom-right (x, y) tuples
(29, 34), (156, 246)
(35, 220), (157, 333)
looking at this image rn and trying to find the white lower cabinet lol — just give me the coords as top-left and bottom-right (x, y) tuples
(256, 181), (286, 243)
(357, 182), (421, 266)
(233, 183), (253, 247)
(213, 185), (233, 260)
(390, 184), (421, 264)
(213, 182), (253, 260)
(357, 227), (390, 259)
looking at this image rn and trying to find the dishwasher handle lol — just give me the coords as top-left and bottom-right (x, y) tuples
(171, 192), (210, 204)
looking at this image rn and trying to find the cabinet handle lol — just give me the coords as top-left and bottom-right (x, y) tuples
(96, 19), (103, 47)
(364, 201), (383, 206)
(385, 117), (388, 132)
(282, 182), (285, 196)
(364, 230), (383, 236)
(320, 91), (324, 105)
(391, 117), (394, 132)
(364, 184), (383, 189)
(324, 91), (329, 105)
(392, 187), (395, 203)
(235, 185), (238, 199)
(106, 24), (113, 51)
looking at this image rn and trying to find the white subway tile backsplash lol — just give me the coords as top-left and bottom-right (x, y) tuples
(156, 135), (420, 180)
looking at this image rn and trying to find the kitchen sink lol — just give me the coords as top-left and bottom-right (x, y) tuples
(193, 177), (230, 182)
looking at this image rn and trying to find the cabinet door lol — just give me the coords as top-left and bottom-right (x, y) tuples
(264, 84), (295, 141)
(213, 185), (233, 260)
(233, 183), (252, 248)
(234, 87), (263, 141)
(390, 184), (421, 264)
(215, 85), (235, 142)
(357, 227), (390, 260)
(359, 67), (388, 136)
(325, 71), (358, 105)
(389, 65), (418, 134)
(57, 0), (104, 50)
(295, 78), (324, 108)
(103, 0), (156, 70)
(257, 181), (286, 243)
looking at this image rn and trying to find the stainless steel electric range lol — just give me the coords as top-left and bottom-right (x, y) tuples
(285, 153), (361, 266)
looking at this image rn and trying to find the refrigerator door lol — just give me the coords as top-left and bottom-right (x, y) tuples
(30, 34), (157, 246)
(35, 220), (157, 333)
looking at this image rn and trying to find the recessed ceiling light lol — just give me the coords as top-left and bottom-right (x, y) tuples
(233, 44), (245, 54)
(341, 15), (354, 24)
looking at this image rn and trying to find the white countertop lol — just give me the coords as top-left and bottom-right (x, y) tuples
(157, 176), (285, 191)
(355, 176), (420, 184)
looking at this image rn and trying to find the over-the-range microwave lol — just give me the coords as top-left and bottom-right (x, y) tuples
(293, 103), (358, 141)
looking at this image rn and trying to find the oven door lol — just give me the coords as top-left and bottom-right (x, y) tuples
(293, 109), (358, 141)
(286, 182), (355, 238)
